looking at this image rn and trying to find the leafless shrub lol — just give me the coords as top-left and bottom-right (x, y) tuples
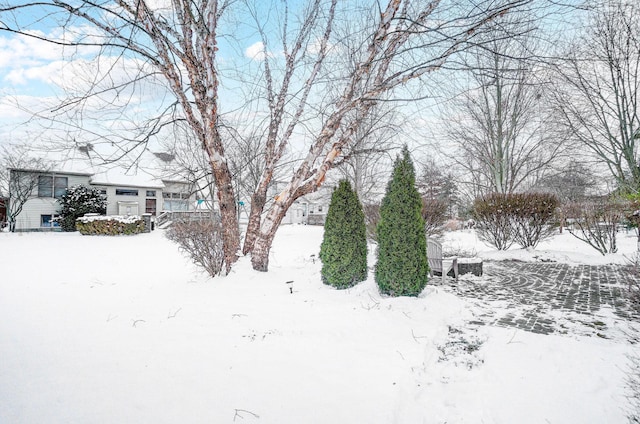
(166, 220), (225, 277)
(473, 193), (561, 250)
(473, 194), (515, 251)
(422, 197), (448, 238)
(510, 193), (559, 249)
(564, 199), (629, 255)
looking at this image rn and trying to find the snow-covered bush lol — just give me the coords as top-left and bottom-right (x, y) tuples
(76, 215), (145, 235)
(319, 180), (367, 289)
(166, 220), (224, 278)
(375, 146), (429, 297)
(58, 185), (107, 231)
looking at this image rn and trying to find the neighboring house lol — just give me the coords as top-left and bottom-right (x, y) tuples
(278, 183), (332, 225)
(8, 167), (196, 231)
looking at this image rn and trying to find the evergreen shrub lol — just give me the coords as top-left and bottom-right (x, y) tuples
(319, 180), (368, 289)
(375, 147), (429, 296)
(58, 185), (107, 231)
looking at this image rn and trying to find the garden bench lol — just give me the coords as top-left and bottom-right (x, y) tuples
(427, 238), (458, 284)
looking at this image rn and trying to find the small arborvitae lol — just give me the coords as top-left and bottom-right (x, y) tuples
(375, 146), (429, 296)
(319, 179), (368, 289)
(58, 185), (107, 231)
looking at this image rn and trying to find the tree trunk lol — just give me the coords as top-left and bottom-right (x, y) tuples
(250, 198), (290, 271)
(209, 158), (241, 273)
(242, 178), (270, 255)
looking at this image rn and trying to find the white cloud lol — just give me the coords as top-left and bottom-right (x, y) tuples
(244, 41), (268, 61)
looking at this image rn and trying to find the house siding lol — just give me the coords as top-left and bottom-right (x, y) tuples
(13, 173), (91, 231)
(10, 170), (199, 231)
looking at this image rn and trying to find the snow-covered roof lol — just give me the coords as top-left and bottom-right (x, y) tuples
(9, 147), (189, 189)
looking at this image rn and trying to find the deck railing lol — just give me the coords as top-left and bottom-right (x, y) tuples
(156, 210), (219, 227)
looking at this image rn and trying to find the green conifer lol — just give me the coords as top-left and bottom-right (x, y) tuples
(58, 185), (107, 231)
(375, 146), (429, 296)
(319, 180), (368, 289)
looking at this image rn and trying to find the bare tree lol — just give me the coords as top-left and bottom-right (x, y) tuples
(551, 0), (640, 193)
(333, 105), (401, 205)
(0, 145), (50, 232)
(445, 18), (565, 197)
(534, 160), (600, 203)
(1, 0), (537, 273)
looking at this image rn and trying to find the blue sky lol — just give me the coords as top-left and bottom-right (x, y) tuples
(0, 0), (586, 157)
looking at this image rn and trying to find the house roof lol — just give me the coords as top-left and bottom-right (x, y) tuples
(8, 147), (189, 189)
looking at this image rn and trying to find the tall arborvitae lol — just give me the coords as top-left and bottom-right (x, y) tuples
(319, 179), (368, 289)
(375, 146), (429, 296)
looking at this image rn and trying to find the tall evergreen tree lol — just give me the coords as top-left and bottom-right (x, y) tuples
(375, 146), (428, 296)
(320, 180), (368, 289)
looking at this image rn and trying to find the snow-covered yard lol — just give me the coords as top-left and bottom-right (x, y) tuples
(1, 226), (638, 423)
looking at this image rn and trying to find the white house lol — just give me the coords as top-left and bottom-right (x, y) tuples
(8, 165), (196, 231)
(277, 182), (332, 225)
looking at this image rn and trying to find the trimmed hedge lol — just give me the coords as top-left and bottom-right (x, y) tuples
(76, 215), (145, 235)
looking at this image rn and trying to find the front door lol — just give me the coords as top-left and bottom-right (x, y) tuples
(145, 199), (157, 215)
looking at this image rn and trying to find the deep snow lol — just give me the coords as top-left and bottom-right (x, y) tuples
(0, 226), (638, 423)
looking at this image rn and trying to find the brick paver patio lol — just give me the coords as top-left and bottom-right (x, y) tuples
(446, 261), (640, 337)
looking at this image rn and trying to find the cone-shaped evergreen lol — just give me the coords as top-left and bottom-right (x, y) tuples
(320, 180), (368, 289)
(375, 146), (429, 296)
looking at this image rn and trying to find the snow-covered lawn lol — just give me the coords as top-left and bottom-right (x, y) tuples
(1, 226), (638, 423)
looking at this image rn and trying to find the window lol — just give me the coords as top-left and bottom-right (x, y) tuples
(54, 177), (67, 198)
(146, 190), (156, 197)
(115, 189), (139, 196)
(41, 214), (60, 228)
(38, 175), (67, 198)
(163, 192), (189, 211)
(38, 176), (52, 197)
(163, 199), (189, 211)
(318, 206), (323, 212)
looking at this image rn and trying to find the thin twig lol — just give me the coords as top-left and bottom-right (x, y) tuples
(411, 329), (428, 343)
(233, 409), (260, 421)
(168, 307), (182, 319)
(132, 319), (146, 327)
